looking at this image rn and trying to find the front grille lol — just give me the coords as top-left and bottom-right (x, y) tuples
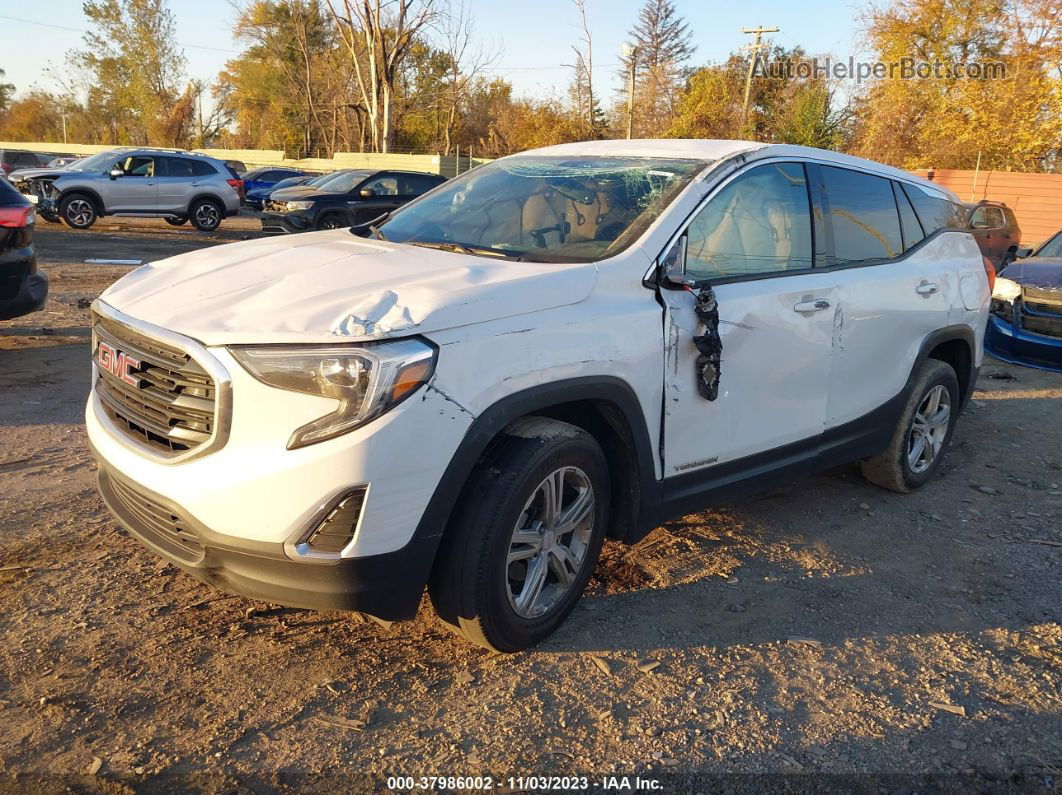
(92, 311), (217, 456)
(265, 200), (288, 213)
(103, 469), (205, 564)
(1020, 287), (1062, 339)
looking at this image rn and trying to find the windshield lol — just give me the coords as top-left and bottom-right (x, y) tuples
(1036, 232), (1062, 258)
(316, 170), (371, 193)
(377, 155), (707, 262)
(70, 151), (122, 172)
(307, 171), (341, 187)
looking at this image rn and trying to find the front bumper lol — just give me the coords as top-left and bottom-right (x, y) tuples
(0, 270), (48, 321)
(984, 311), (1062, 372)
(96, 462), (437, 620)
(260, 210), (313, 235)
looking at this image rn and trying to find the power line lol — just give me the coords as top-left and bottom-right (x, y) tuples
(0, 13), (239, 53)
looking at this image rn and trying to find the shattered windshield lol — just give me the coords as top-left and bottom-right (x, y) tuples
(377, 155), (708, 262)
(1037, 232), (1062, 258)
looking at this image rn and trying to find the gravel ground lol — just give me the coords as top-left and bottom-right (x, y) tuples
(1, 218), (1060, 793)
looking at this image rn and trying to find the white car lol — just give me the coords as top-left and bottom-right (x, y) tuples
(87, 140), (991, 652)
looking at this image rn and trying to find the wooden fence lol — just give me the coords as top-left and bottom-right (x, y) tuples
(912, 168), (1062, 246)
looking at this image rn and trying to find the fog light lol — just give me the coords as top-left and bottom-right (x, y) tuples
(289, 487), (367, 560)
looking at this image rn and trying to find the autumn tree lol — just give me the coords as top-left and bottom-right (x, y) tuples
(851, 0), (1062, 171)
(618, 0), (695, 137)
(0, 70), (14, 116)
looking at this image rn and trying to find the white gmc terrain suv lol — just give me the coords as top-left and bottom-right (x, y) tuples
(88, 140), (991, 651)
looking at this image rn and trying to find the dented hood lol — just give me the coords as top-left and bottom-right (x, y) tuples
(99, 230), (599, 346)
(1000, 257), (1062, 289)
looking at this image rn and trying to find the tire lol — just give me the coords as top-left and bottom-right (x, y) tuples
(165, 217), (188, 227)
(189, 199), (222, 232)
(316, 213), (347, 230)
(860, 359), (960, 493)
(428, 417), (610, 652)
(60, 193), (98, 229)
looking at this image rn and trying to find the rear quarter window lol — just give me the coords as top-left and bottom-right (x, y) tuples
(902, 183), (965, 235)
(191, 160), (217, 177)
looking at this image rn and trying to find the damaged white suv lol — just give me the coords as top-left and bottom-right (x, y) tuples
(88, 140), (991, 651)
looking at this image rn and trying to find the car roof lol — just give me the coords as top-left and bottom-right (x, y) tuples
(517, 139), (956, 201)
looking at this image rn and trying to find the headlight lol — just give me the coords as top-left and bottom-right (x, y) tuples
(992, 277), (1021, 303)
(230, 339), (436, 449)
(286, 200), (313, 211)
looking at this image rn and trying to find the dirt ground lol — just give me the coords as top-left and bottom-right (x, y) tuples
(1, 217), (1060, 793)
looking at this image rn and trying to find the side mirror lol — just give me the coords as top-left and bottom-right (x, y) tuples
(108, 168), (123, 180)
(359, 187), (376, 199)
(1016, 246), (1033, 259)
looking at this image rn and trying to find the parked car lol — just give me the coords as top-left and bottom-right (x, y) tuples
(10, 148), (243, 231)
(240, 167), (307, 197)
(244, 174), (314, 212)
(0, 177), (47, 321)
(260, 169), (446, 233)
(965, 200), (1021, 271)
(985, 229), (1062, 371)
(87, 140), (990, 652)
(1, 149), (52, 176)
(46, 155), (84, 168)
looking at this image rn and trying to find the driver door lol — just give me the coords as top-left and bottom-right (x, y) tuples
(106, 155), (158, 212)
(658, 161), (838, 478)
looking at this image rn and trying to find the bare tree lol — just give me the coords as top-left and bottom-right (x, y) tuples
(327, 0), (438, 153)
(437, 1), (500, 155)
(567, 0), (602, 136)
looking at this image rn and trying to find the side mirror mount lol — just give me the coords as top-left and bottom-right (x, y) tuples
(108, 168), (123, 180)
(660, 236), (700, 288)
(1016, 246), (1033, 259)
(359, 187), (376, 199)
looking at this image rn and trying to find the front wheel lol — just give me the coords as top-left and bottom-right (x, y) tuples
(316, 213), (347, 230)
(60, 193), (97, 229)
(189, 199), (222, 232)
(429, 417), (610, 652)
(860, 359), (960, 493)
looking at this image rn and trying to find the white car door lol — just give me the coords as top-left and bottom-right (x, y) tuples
(818, 166), (954, 427)
(658, 161), (838, 478)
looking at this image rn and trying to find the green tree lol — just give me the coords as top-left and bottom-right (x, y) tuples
(619, 0), (695, 136)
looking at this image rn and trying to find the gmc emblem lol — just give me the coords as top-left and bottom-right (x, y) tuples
(97, 341), (141, 387)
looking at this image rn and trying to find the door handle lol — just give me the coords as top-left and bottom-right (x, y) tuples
(793, 299), (830, 313)
(916, 283), (940, 295)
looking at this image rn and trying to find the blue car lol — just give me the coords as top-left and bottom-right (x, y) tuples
(240, 167), (307, 201)
(245, 175), (313, 212)
(985, 229), (1062, 372)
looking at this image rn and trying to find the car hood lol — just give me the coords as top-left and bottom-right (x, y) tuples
(999, 257), (1062, 289)
(99, 230), (599, 346)
(6, 167), (71, 181)
(267, 185), (321, 201)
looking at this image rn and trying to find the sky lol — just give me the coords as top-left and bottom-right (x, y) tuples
(0, 0), (865, 103)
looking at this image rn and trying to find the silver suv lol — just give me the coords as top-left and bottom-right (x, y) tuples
(12, 148), (242, 232)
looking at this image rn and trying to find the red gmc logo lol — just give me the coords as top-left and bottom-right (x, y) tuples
(97, 341), (141, 387)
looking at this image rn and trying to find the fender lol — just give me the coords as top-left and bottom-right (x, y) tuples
(185, 193), (224, 215)
(913, 323), (977, 406)
(59, 187), (105, 215)
(410, 376), (658, 548)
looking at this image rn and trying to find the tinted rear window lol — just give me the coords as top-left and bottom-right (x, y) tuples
(398, 174), (445, 195)
(902, 183), (965, 235)
(822, 166), (903, 263)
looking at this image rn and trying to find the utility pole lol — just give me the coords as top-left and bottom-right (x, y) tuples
(739, 26), (779, 139)
(621, 42), (637, 139)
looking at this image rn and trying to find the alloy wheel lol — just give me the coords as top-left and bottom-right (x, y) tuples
(505, 466), (595, 619)
(66, 199), (93, 227)
(195, 203), (220, 229)
(908, 384), (951, 474)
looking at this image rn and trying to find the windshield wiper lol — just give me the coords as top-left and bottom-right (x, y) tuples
(408, 241), (513, 258)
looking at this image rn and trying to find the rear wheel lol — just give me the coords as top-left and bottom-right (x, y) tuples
(165, 217), (188, 227)
(59, 193), (97, 229)
(189, 199), (222, 232)
(860, 359), (960, 493)
(429, 417), (609, 652)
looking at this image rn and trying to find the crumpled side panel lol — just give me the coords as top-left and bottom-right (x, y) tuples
(691, 285), (722, 401)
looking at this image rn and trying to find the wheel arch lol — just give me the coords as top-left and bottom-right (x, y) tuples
(916, 325), (976, 407)
(186, 192), (224, 213)
(59, 187), (104, 215)
(414, 377), (657, 555)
